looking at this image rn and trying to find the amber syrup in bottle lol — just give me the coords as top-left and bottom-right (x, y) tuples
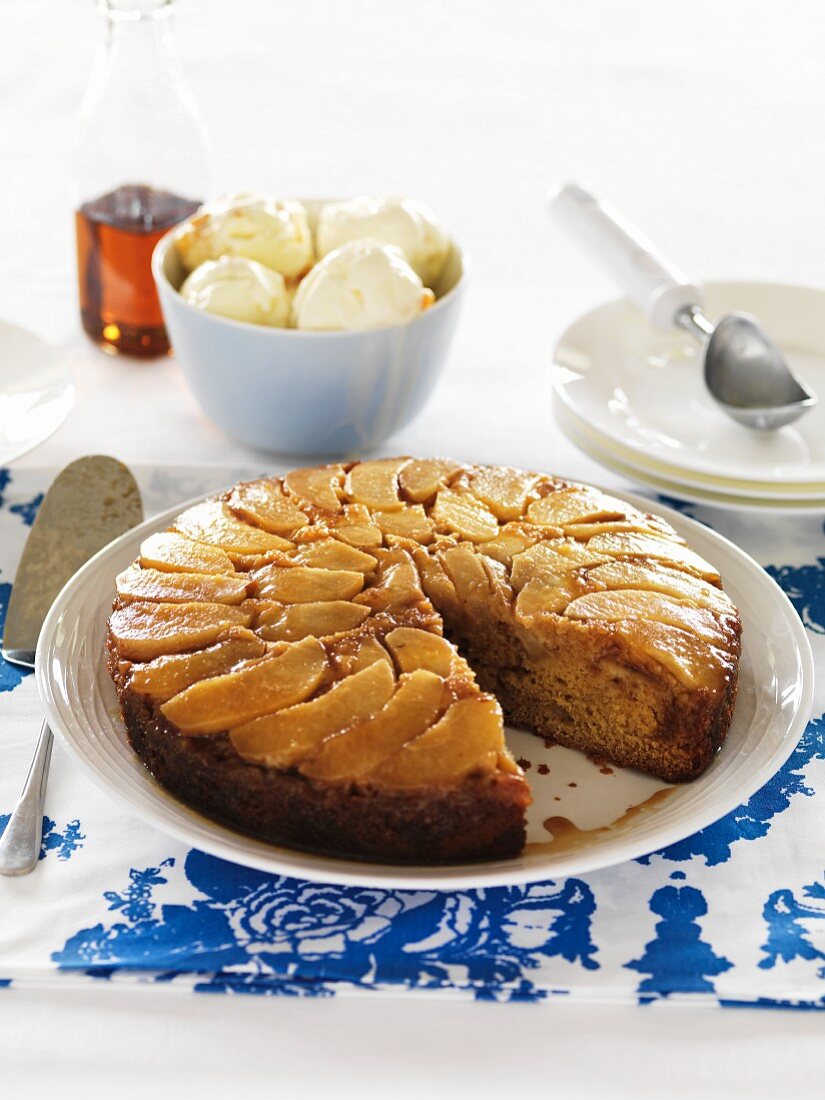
(75, 184), (200, 358)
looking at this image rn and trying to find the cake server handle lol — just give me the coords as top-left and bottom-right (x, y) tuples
(546, 182), (703, 331)
(0, 720), (52, 876)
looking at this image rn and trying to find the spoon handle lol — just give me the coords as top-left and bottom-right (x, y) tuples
(0, 720), (53, 876)
(547, 182), (703, 330)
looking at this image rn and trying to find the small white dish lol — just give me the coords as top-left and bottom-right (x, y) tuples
(0, 322), (75, 465)
(553, 281), (825, 492)
(152, 200), (465, 457)
(36, 488), (812, 890)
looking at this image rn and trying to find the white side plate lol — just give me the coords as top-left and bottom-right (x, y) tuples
(0, 323), (75, 465)
(554, 401), (825, 513)
(553, 281), (825, 491)
(36, 490), (813, 890)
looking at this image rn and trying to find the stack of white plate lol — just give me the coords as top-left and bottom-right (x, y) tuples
(552, 281), (825, 512)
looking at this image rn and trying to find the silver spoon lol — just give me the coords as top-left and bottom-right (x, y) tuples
(548, 183), (816, 431)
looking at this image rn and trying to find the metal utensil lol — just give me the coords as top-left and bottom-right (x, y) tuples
(548, 183), (816, 431)
(0, 455), (142, 875)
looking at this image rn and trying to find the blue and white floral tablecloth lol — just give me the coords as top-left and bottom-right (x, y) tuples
(0, 465), (823, 1006)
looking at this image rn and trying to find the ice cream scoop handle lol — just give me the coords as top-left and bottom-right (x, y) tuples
(547, 183), (704, 330)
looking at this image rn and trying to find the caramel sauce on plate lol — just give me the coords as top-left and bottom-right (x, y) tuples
(525, 786), (677, 855)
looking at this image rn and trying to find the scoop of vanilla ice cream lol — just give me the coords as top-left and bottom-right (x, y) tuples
(180, 256), (292, 327)
(292, 239), (434, 332)
(316, 197), (448, 286)
(175, 193), (314, 280)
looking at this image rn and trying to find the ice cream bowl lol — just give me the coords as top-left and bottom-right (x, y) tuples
(152, 201), (466, 457)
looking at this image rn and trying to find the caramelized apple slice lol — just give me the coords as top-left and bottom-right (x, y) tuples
(527, 487), (631, 527)
(353, 548), (425, 612)
(509, 540), (596, 617)
(228, 480), (309, 535)
(564, 589), (730, 647)
(432, 488), (499, 542)
(292, 539), (377, 573)
(562, 520), (646, 541)
(128, 629), (266, 700)
(174, 500), (293, 556)
(301, 670), (446, 781)
(327, 504), (384, 548)
(116, 566), (252, 605)
(284, 465), (344, 512)
(467, 466), (541, 521)
(587, 532), (720, 584)
(586, 561), (731, 612)
(161, 637), (327, 735)
(256, 600), (370, 641)
(479, 523), (548, 567)
(345, 458), (408, 512)
(139, 532), (236, 575)
(252, 564), (364, 603)
(109, 601), (253, 660)
(510, 539), (607, 591)
(613, 619), (731, 690)
(374, 505), (434, 544)
(370, 696), (503, 789)
(438, 543), (493, 604)
(399, 458), (460, 503)
(480, 553), (515, 610)
(229, 659), (395, 767)
(514, 576), (581, 619)
(328, 633), (395, 676)
(409, 546), (460, 613)
(385, 626), (457, 677)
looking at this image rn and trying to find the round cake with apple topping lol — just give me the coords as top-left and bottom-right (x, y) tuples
(106, 459), (741, 863)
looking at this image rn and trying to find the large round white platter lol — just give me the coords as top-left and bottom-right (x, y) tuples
(553, 281), (825, 494)
(36, 490), (813, 890)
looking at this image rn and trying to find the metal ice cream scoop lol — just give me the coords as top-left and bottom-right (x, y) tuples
(548, 183), (816, 431)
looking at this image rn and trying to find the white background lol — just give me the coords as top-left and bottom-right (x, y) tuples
(3, 0), (825, 1094)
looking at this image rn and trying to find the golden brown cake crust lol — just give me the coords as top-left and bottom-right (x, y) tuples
(108, 639), (529, 863)
(107, 458), (742, 863)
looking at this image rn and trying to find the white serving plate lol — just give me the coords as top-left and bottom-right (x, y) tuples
(36, 490), (813, 890)
(554, 401), (825, 514)
(0, 322), (75, 465)
(553, 281), (825, 493)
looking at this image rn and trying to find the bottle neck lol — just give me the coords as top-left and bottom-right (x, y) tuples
(101, 0), (178, 71)
(74, 0), (212, 204)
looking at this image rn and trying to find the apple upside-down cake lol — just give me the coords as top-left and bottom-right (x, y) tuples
(106, 459), (741, 863)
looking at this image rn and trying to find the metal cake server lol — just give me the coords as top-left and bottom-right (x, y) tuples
(548, 183), (817, 431)
(0, 455), (142, 876)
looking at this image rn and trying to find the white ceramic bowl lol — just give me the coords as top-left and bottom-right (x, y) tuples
(152, 200), (466, 456)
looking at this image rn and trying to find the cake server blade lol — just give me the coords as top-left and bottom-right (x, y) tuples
(2, 455), (143, 665)
(0, 455), (143, 875)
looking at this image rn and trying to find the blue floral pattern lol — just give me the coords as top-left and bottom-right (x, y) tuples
(766, 558), (825, 634)
(9, 490), (43, 527)
(52, 850), (599, 1000)
(626, 877), (733, 1001)
(759, 881), (825, 976)
(0, 814), (85, 862)
(0, 468), (822, 1007)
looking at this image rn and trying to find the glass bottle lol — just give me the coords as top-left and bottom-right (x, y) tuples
(73, 0), (212, 357)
